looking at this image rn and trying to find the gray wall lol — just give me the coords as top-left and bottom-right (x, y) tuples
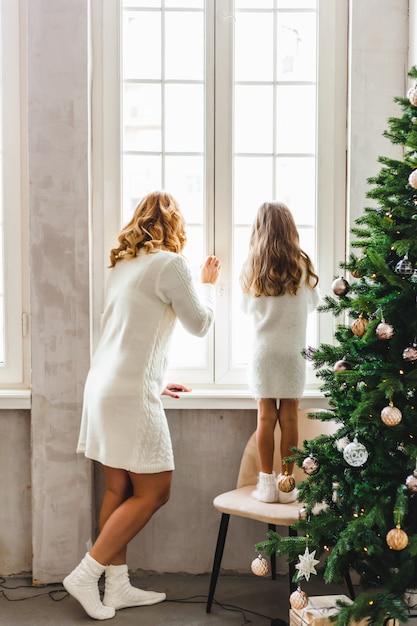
(0, 0), (409, 581)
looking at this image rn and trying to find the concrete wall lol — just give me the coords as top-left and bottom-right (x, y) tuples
(0, 0), (410, 581)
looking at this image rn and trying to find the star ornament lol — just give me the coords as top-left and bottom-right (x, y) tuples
(295, 547), (319, 582)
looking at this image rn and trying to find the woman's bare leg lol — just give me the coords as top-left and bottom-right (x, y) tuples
(277, 398), (299, 474)
(90, 470), (172, 566)
(98, 466), (133, 565)
(256, 398), (279, 474)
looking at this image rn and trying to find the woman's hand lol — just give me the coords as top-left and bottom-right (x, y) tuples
(162, 383), (192, 398)
(200, 255), (221, 285)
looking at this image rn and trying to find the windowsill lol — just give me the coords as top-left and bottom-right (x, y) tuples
(163, 387), (328, 410)
(0, 389), (31, 409)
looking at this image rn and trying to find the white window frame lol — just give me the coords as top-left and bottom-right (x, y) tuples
(90, 0), (347, 404)
(0, 0), (29, 391)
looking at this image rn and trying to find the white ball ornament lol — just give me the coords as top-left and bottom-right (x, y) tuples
(408, 87), (417, 106)
(343, 437), (368, 467)
(409, 169), (417, 189)
(251, 554), (269, 576)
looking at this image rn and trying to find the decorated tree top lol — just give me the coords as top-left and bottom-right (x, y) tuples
(255, 66), (417, 625)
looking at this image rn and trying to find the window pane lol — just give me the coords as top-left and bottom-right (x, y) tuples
(235, 12), (273, 82)
(277, 12), (317, 81)
(124, 1), (162, 7)
(277, 0), (316, 7)
(123, 11), (161, 80)
(276, 85), (316, 153)
(235, 0), (273, 7)
(165, 12), (204, 80)
(234, 157), (273, 224)
(122, 155), (162, 222)
(165, 84), (204, 152)
(123, 84), (161, 152)
(234, 85), (273, 153)
(165, 156), (204, 224)
(275, 157), (315, 224)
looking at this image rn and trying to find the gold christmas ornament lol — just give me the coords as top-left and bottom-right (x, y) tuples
(251, 554), (269, 576)
(409, 169), (417, 189)
(380, 402), (402, 426)
(351, 268), (362, 279)
(408, 86), (417, 106)
(289, 586), (309, 610)
(386, 524), (409, 550)
(351, 316), (368, 337)
(376, 321), (394, 340)
(277, 471), (296, 493)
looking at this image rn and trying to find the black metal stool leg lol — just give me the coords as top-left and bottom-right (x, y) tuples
(289, 526), (297, 593)
(344, 568), (355, 599)
(206, 513), (230, 613)
(268, 523), (277, 580)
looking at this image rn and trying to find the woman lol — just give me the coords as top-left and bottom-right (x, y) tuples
(64, 191), (221, 619)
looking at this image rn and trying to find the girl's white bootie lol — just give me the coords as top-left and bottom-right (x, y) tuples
(251, 471), (279, 503)
(103, 564), (166, 610)
(63, 552), (115, 620)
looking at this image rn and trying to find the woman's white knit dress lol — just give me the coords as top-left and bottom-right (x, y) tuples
(242, 280), (319, 399)
(77, 250), (215, 473)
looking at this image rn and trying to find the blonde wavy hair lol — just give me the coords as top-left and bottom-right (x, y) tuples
(240, 201), (318, 297)
(109, 191), (187, 267)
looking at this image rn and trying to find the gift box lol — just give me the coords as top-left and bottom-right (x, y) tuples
(289, 594), (371, 626)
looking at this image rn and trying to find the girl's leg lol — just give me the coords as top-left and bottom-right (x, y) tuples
(256, 398), (278, 474)
(277, 398), (299, 474)
(90, 470), (172, 566)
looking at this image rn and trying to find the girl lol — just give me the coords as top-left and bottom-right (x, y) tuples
(64, 191), (221, 619)
(240, 201), (319, 503)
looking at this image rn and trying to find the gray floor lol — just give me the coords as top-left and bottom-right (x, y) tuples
(0, 571), (351, 626)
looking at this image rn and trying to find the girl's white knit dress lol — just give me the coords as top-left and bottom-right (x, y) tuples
(77, 250), (215, 473)
(241, 280), (319, 399)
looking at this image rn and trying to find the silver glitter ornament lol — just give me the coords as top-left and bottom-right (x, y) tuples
(395, 255), (414, 276)
(403, 344), (417, 362)
(302, 455), (320, 476)
(406, 471), (417, 493)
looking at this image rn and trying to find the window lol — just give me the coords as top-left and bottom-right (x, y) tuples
(91, 0), (347, 391)
(0, 0), (27, 387)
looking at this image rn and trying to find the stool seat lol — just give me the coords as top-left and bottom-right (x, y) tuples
(214, 486), (301, 525)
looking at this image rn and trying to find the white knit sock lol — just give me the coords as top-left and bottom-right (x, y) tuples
(251, 472), (279, 503)
(63, 552), (115, 620)
(103, 564), (166, 610)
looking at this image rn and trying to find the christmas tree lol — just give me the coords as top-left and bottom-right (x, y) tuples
(255, 67), (417, 626)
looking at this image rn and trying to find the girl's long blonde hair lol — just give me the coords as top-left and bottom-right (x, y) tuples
(109, 191), (186, 267)
(240, 201), (318, 297)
